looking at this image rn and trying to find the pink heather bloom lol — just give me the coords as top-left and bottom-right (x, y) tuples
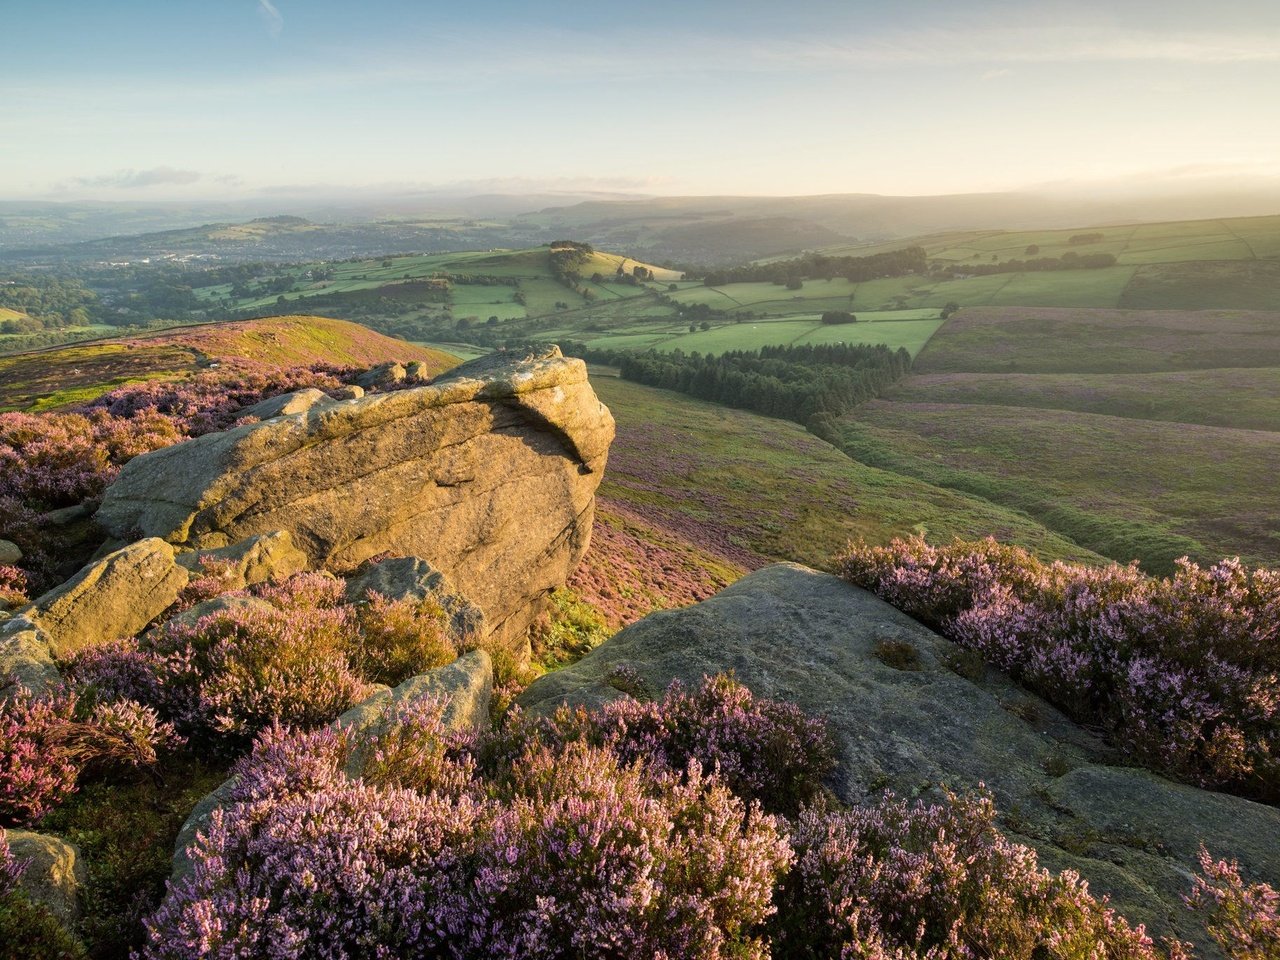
(841, 538), (1280, 802)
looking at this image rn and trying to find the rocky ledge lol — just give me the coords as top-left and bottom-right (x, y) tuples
(519, 563), (1280, 953)
(96, 347), (614, 647)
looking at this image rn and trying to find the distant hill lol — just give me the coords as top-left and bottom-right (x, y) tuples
(0, 315), (454, 411)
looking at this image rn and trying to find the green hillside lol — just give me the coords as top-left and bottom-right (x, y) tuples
(832, 306), (1280, 573)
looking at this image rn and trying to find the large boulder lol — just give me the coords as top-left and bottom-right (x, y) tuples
(172, 649), (493, 879)
(97, 349), (613, 647)
(518, 563), (1280, 954)
(6, 830), (87, 926)
(29, 537), (189, 660)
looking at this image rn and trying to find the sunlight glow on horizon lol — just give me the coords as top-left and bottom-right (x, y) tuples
(3, 0), (1278, 201)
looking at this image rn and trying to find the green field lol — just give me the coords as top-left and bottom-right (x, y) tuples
(592, 376), (1100, 571)
(810, 213), (1280, 267)
(831, 305), (1280, 573)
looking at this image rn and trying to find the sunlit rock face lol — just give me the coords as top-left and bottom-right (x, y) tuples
(97, 349), (615, 648)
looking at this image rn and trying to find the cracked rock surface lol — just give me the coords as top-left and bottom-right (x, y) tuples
(97, 349), (614, 647)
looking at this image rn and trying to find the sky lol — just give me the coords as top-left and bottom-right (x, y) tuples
(3, 0), (1279, 201)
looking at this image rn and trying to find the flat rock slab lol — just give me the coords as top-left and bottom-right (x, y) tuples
(518, 563), (1280, 954)
(98, 349), (614, 648)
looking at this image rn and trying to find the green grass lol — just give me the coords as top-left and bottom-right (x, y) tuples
(593, 376), (1102, 570)
(913, 306), (1280, 374)
(812, 213), (1280, 267)
(890, 367), (1280, 432)
(834, 400), (1280, 571)
(830, 304), (1280, 573)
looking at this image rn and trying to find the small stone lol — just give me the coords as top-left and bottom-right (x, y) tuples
(0, 539), (22, 565)
(6, 830), (87, 925)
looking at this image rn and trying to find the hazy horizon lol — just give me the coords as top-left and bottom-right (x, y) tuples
(5, 0), (1279, 204)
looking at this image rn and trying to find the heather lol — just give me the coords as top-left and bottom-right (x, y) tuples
(0, 684), (180, 827)
(839, 537), (1280, 802)
(1187, 848), (1280, 960)
(514, 673), (838, 815)
(69, 571), (454, 745)
(775, 791), (1170, 959)
(140, 700), (795, 960)
(136, 679), (1195, 960)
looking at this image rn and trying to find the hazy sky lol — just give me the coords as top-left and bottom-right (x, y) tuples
(4, 0), (1278, 200)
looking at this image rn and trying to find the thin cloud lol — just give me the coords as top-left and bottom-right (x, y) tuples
(257, 0), (283, 39)
(70, 167), (203, 189)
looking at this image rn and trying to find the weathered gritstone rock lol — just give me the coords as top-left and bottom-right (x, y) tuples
(0, 616), (60, 698)
(518, 563), (1280, 955)
(174, 530), (309, 592)
(239, 387), (335, 421)
(172, 649), (493, 879)
(7, 830), (87, 926)
(29, 537), (189, 661)
(0, 539), (22, 565)
(98, 349), (614, 647)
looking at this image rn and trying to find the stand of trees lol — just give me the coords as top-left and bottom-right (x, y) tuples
(689, 246), (927, 286)
(559, 341), (912, 425)
(0, 275), (100, 332)
(939, 251), (1117, 277)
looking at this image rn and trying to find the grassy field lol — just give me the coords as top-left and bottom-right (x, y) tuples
(830, 305), (1280, 573)
(591, 376), (1101, 572)
(810, 214), (1280, 266)
(912, 307), (1280, 374)
(836, 401), (1280, 570)
(891, 368), (1280, 432)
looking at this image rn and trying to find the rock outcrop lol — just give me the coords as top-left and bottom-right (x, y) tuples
(518, 563), (1280, 953)
(97, 349), (614, 646)
(0, 616), (60, 697)
(6, 830), (87, 926)
(28, 538), (189, 660)
(172, 649), (493, 879)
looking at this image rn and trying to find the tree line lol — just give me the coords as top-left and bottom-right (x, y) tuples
(939, 251), (1117, 277)
(558, 341), (912, 425)
(687, 246), (927, 286)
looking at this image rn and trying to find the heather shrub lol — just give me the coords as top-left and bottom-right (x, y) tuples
(1186, 847), (1280, 960)
(147, 596), (369, 741)
(840, 537), (1280, 802)
(472, 741), (791, 959)
(73, 573), (466, 744)
(775, 789), (1169, 959)
(356, 695), (478, 796)
(0, 685), (179, 827)
(140, 702), (793, 960)
(523, 673), (838, 815)
(0, 563), (26, 609)
(141, 681), (1199, 960)
(350, 591), (455, 686)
